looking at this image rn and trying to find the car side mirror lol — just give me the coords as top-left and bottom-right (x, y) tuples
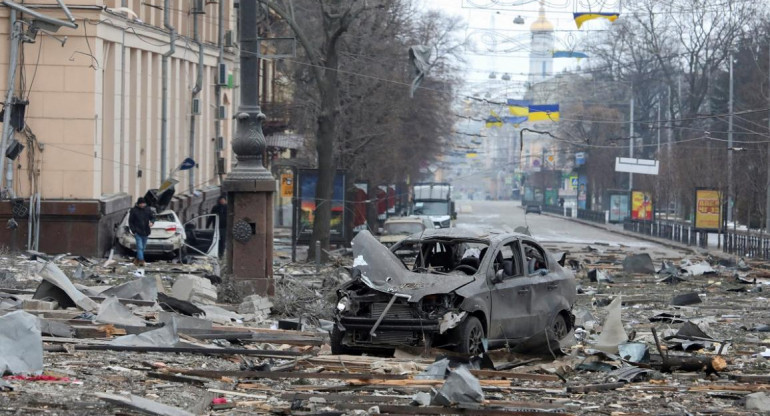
(491, 269), (504, 284)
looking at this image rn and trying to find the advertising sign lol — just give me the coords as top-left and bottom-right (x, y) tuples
(694, 189), (721, 230)
(280, 173), (294, 198)
(630, 191), (653, 221)
(296, 170), (346, 244)
(577, 175), (588, 209)
(352, 182), (368, 232)
(608, 191), (630, 223)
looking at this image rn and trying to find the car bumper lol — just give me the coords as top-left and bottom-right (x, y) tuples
(339, 316), (440, 332)
(120, 238), (180, 254)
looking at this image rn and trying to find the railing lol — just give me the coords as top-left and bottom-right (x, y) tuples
(542, 205), (573, 217)
(577, 209), (605, 224)
(623, 219), (709, 248)
(724, 230), (770, 260)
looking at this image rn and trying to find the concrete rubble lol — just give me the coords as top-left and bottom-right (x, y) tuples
(0, 232), (770, 415)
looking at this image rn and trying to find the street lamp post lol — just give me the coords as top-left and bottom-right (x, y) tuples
(222, 0), (277, 296)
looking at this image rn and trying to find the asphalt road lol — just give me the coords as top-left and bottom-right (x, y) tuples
(455, 199), (688, 257)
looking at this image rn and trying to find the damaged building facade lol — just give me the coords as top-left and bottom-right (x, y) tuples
(0, 0), (290, 256)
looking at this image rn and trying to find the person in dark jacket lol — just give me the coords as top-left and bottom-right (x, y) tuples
(207, 195), (227, 257)
(129, 197), (155, 266)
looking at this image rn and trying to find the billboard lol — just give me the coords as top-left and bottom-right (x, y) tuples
(577, 175), (588, 210)
(608, 191), (630, 223)
(280, 173), (293, 197)
(295, 169), (346, 244)
(694, 189), (721, 230)
(352, 182), (368, 232)
(630, 191), (653, 221)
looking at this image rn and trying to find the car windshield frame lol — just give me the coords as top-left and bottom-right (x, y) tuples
(413, 201), (449, 216)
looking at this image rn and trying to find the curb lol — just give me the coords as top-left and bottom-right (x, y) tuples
(536, 209), (730, 259)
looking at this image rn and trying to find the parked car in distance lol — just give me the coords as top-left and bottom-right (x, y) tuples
(332, 228), (576, 356)
(378, 217), (434, 247)
(525, 204), (542, 214)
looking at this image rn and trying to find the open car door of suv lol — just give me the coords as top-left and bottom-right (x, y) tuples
(183, 214), (219, 257)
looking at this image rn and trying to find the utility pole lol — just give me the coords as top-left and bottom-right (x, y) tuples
(214, 0), (225, 184)
(766, 43), (770, 233)
(727, 55), (734, 225)
(629, 94), (634, 191)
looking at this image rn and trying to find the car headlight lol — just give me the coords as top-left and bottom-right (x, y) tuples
(336, 296), (351, 312)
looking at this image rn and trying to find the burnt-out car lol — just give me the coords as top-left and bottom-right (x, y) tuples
(332, 229), (576, 355)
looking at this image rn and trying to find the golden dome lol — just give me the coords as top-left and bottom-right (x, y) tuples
(530, 6), (553, 32)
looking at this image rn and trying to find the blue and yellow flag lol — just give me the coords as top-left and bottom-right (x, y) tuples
(503, 116), (528, 126)
(552, 51), (589, 59)
(528, 104), (560, 121)
(485, 111), (503, 128)
(507, 99), (530, 116)
(573, 12), (619, 29)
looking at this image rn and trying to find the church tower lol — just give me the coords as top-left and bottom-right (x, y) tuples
(528, 3), (554, 85)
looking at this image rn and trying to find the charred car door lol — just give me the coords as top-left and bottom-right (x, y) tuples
(487, 239), (532, 345)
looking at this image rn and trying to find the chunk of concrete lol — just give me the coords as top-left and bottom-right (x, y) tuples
(0, 311), (43, 375)
(622, 253), (655, 274)
(95, 296), (146, 327)
(22, 299), (58, 311)
(431, 366), (484, 406)
(171, 275), (217, 305)
(237, 294), (273, 315)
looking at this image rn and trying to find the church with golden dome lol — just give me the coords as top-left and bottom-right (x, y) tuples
(528, 3), (554, 86)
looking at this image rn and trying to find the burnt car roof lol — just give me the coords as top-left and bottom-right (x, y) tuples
(398, 227), (532, 244)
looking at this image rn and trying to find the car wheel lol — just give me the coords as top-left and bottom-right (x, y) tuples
(330, 325), (362, 356)
(550, 313), (569, 340)
(455, 316), (484, 355)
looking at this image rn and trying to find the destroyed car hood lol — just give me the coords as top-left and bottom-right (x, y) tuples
(351, 231), (474, 302)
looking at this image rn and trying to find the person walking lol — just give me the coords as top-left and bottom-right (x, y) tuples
(207, 195), (227, 257)
(129, 197), (155, 266)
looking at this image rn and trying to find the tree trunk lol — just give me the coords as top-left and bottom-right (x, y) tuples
(309, 72), (339, 261)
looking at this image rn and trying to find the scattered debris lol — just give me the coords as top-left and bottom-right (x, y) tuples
(671, 292), (702, 306)
(431, 366), (484, 406)
(0, 311), (43, 375)
(622, 253), (655, 274)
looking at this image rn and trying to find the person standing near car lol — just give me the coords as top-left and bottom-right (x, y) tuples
(207, 195), (227, 257)
(129, 197), (155, 266)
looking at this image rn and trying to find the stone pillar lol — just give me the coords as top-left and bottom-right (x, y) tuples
(222, 0), (276, 296)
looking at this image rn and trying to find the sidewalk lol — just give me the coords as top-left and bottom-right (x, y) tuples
(540, 210), (732, 260)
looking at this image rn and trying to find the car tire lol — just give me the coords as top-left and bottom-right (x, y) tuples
(330, 325), (361, 356)
(454, 316), (484, 355)
(550, 313), (569, 340)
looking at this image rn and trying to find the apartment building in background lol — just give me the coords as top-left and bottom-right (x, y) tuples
(0, 0), (291, 255)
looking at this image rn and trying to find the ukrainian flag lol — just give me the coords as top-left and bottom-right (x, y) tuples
(552, 51), (589, 59)
(528, 104), (560, 122)
(503, 116), (528, 126)
(485, 111), (503, 128)
(507, 99), (530, 116)
(573, 12), (619, 29)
